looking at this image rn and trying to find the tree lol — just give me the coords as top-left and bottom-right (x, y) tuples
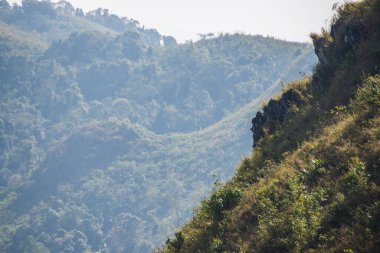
(75, 8), (84, 17)
(22, 0), (56, 17)
(0, 0), (10, 9)
(163, 36), (177, 47)
(121, 32), (144, 61)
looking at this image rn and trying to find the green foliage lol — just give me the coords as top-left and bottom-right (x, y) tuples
(0, 1), (317, 252)
(210, 237), (226, 253)
(255, 180), (326, 252)
(352, 75), (380, 112)
(343, 157), (370, 195)
(166, 232), (184, 252)
(205, 187), (241, 220)
(299, 159), (326, 185)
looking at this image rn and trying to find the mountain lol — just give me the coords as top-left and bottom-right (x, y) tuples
(0, 0), (317, 252)
(161, 0), (380, 252)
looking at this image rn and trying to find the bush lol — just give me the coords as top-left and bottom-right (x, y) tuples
(211, 238), (226, 253)
(343, 157), (370, 195)
(206, 187), (242, 220)
(165, 231), (184, 253)
(353, 75), (380, 112)
(299, 159), (326, 185)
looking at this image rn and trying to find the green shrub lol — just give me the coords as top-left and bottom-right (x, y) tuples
(165, 231), (184, 253)
(206, 187), (242, 220)
(343, 157), (370, 195)
(299, 159), (326, 185)
(353, 75), (380, 112)
(211, 238), (226, 253)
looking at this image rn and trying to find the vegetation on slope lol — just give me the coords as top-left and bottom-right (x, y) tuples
(0, 1), (316, 252)
(0, 22), (48, 58)
(0, 0), (158, 44)
(162, 0), (380, 252)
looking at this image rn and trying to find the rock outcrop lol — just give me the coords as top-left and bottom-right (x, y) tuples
(312, 36), (330, 66)
(251, 111), (265, 147)
(251, 89), (304, 147)
(251, 4), (369, 148)
(331, 21), (365, 49)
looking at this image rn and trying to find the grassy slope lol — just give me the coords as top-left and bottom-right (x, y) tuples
(161, 0), (380, 252)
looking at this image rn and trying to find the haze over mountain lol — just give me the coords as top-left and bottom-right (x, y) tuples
(0, 0), (317, 252)
(8, 0), (340, 43)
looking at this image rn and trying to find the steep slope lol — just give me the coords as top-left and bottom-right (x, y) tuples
(161, 0), (380, 252)
(0, 1), (317, 252)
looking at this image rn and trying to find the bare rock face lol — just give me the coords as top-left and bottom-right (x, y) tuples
(331, 21), (365, 49)
(250, 111), (265, 147)
(251, 9), (368, 148)
(264, 90), (304, 124)
(313, 36), (330, 65)
(312, 18), (365, 68)
(251, 89), (304, 147)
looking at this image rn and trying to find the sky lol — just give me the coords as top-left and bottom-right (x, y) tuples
(9, 0), (344, 43)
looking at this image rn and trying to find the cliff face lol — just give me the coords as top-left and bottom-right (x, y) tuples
(313, 35), (331, 66)
(330, 17), (365, 49)
(251, 2), (375, 147)
(251, 89), (305, 146)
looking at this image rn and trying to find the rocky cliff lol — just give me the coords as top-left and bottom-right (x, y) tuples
(251, 3), (376, 147)
(250, 89), (305, 146)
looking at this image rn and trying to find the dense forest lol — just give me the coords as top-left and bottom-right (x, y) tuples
(162, 0), (380, 252)
(0, 0), (317, 252)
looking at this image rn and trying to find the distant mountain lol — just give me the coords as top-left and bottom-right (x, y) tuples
(161, 0), (380, 252)
(0, 0), (317, 252)
(0, 0), (163, 46)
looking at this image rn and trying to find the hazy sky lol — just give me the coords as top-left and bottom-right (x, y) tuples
(9, 0), (343, 43)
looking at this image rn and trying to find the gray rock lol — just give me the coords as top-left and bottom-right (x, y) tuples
(312, 36), (330, 65)
(251, 111), (266, 147)
(251, 89), (304, 147)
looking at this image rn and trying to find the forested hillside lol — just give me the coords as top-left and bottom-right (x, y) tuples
(162, 0), (380, 252)
(0, 1), (317, 252)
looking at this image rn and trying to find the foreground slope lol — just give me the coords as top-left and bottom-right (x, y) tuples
(162, 0), (380, 252)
